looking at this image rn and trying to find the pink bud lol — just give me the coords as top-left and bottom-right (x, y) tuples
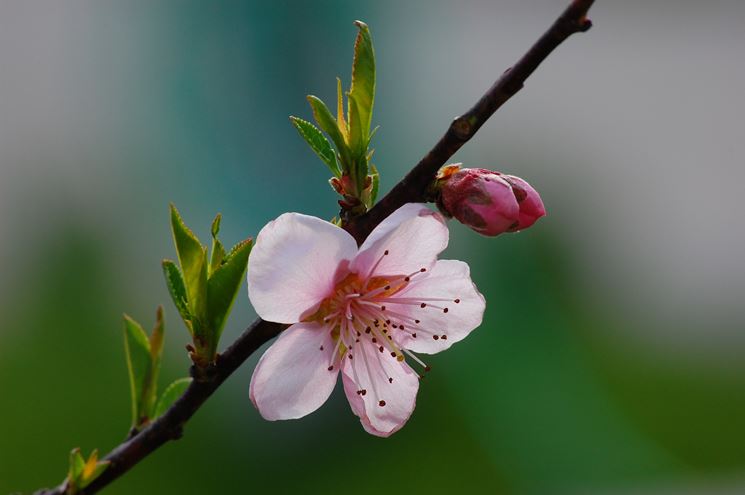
(436, 165), (545, 236)
(501, 174), (546, 231)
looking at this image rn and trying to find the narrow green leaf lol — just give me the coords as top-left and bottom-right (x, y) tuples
(169, 204), (208, 321)
(207, 238), (252, 346)
(336, 77), (348, 140)
(348, 20), (375, 145)
(209, 213), (226, 275)
(123, 315), (151, 427)
(162, 259), (190, 325)
(347, 93), (367, 159)
(68, 448), (85, 483)
(289, 116), (341, 177)
(154, 377), (193, 419)
(307, 95), (350, 166)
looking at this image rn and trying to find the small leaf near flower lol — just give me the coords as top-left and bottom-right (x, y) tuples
(153, 377), (193, 419)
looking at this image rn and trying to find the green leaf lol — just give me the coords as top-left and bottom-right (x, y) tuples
(209, 213), (226, 275)
(336, 77), (348, 140)
(154, 377), (192, 419)
(290, 116), (341, 177)
(307, 95), (350, 166)
(68, 448), (85, 483)
(348, 20), (375, 145)
(207, 238), (252, 348)
(169, 204), (208, 322)
(162, 259), (191, 325)
(347, 93), (369, 166)
(123, 315), (151, 427)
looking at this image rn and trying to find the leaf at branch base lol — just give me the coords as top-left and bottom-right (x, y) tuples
(207, 238), (252, 344)
(348, 20), (375, 145)
(68, 448), (86, 483)
(68, 448), (110, 494)
(290, 116), (341, 177)
(154, 377), (193, 419)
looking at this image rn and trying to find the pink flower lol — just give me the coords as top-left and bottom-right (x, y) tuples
(247, 204), (485, 437)
(437, 165), (546, 236)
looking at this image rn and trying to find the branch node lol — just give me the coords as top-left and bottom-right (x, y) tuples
(450, 116), (473, 140)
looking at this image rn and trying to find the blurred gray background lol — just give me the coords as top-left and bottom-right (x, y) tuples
(1, 1), (744, 494)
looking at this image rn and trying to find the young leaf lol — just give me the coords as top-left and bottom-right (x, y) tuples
(336, 77), (348, 140)
(206, 238), (252, 346)
(68, 449), (110, 494)
(307, 95), (350, 165)
(347, 93), (367, 160)
(169, 204), (208, 322)
(348, 20), (375, 144)
(162, 259), (191, 325)
(68, 448), (86, 484)
(209, 213), (226, 275)
(153, 377), (193, 419)
(289, 116), (341, 177)
(123, 315), (151, 427)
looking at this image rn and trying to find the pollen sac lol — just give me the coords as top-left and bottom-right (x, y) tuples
(434, 164), (546, 236)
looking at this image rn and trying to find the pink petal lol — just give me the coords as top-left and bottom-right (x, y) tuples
(249, 321), (339, 421)
(341, 339), (419, 437)
(248, 212), (358, 323)
(394, 260), (485, 354)
(351, 203), (448, 279)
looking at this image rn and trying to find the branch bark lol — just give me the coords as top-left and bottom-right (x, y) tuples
(35, 1), (594, 493)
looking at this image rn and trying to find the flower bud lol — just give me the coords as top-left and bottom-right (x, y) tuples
(435, 165), (545, 236)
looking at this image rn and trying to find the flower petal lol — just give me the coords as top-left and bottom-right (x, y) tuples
(249, 321), (338, 421)
(351, 203), (448, 279)
(341, 339), (419, 437)
(393, 259), (485, 354)
(248, 212), (358, 323)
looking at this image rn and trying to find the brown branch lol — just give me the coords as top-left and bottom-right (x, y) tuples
(34, 1), (593, 493)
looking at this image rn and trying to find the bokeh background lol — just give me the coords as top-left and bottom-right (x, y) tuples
(2, 1), (744, 494)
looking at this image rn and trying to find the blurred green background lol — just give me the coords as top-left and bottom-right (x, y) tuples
(2, 1), (744, 494)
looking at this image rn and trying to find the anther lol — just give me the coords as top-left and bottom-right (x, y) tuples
(443, 307), (449, 313)
(365, 327), (372, 333)
(388, 378), (393, 384)
(420, 268), (426, 272)
(319, 346), (324, 351)
(390, 352), (396, 358)
(327, 365), (334, 371)
(433, 335), (440, 340)
(379, 346), (384, 352)
(384, 285), (390, 291)
(415, 319), (420, 324)
(441, 335), (447, 340)
(384, 250), (389, 255)
(420, 303), (427, 308)
(379, 400), (386, 407)
(454, 299), (461, 304)
(412, 333), (417, 338)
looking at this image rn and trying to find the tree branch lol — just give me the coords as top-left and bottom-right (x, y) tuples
(34, 1), (593, 493)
